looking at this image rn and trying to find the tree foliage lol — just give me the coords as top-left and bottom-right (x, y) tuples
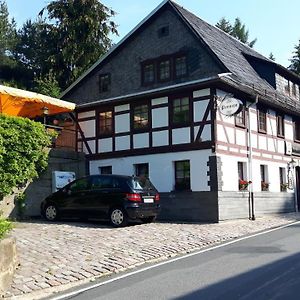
(216, 17), (257, 48)
(0, 115), (53, 198)
(289, 40), (300, 75)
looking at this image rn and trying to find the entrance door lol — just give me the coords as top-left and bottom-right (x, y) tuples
(296, 167), (300, 211)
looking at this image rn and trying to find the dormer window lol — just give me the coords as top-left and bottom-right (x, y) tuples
(142, 63), (155, 85)
(158, 59), (171, 81)
(284, 81), (290, 95)
(292, 83), (297, 97)
(175, 56), (187, 78)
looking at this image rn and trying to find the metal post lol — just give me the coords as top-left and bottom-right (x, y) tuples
(247, 96), (258, 221)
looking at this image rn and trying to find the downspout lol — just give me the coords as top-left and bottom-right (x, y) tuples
(247, 95), (259, 221)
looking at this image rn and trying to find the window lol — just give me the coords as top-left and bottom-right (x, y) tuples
(276, 114), (284, 137)
(172, 97), (190, 125)
(294, 119), (300, 141)
(175, 160), (190, 191)
(135, 163), (149, 178)
(142, 63), (155, 85)
(69, 178), (89, 192)
(260, 165), (269, 191)
(158, 59), (171, 81)
(99, 111), (113, 135)
(99, 74), (110, 93)
(284, 80), (290, 95)
(175, 56), (187, 78)
(279, 167), (287, 192)
(157, 25), (169, 38)
(99, 166), (112, 175)
(133, 104), (149, 130)
(238, 162), (248, 191)
(235, 106), (246, 127)
(258, 108), (267, 133)
(292, 83), (297, 97)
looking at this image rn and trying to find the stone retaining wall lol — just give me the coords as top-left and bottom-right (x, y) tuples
(0, 237), (18, 297)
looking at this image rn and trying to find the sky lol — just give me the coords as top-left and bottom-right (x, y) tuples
(6, 0), (300, 68)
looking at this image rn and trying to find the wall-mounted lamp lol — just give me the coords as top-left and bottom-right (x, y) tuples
(42, 106), (49, 125)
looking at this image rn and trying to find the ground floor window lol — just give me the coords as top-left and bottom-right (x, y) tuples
(279, 167), (287, 191)
(99, 166), (112, 175)
(174, 160), (190, 191)
(135, 163), (149, 178)
(238, 162), (249, 191)
(260, 165), (269, 191)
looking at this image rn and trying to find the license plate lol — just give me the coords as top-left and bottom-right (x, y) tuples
(143, 198), (154, 203)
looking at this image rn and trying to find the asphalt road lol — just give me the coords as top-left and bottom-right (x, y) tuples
(57, 222), (300, 300)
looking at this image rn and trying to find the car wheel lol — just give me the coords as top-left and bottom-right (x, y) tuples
(44, 204), (59, 221)
(141, 216), (156, 224)
(109, 207), (128, 227)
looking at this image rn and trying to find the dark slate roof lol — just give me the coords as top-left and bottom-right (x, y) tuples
(170, 1), (300, 114)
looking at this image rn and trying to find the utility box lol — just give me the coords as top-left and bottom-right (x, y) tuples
(52, 171), (76, 192)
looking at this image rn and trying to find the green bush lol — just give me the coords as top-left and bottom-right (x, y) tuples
(0, 218), (12, 239)
(0, 114), (54, 198)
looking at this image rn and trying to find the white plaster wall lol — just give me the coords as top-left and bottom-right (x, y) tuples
(152, 107), (168, 128)
(151, 96), (168, 106)
(115, 104), (129, 112)
(115, 113), (130, 133)
(98, 138), (113, 153)
(133, 133), (149, 149)
(79, 120), (95, 138)
(285, 116), (294, 140)
(201, 125), (211, 141)
(236, 129), (246, 146)
(172, 127), (190, 144)
(220, 154), (290, 192)
(193, 100), (210, 122)
(193, 88), (210, 98)
(87, 140), (96, 154)
(89, 150), (212, 192)
(152, 130), (169, 147)
(115, 136), (130, 151)
(78, 111), (95, 119)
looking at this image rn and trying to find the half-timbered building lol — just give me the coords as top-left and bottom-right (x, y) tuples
(61, 0), (300, 222)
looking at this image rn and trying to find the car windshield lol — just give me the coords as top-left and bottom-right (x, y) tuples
(129, 177), (155, 191)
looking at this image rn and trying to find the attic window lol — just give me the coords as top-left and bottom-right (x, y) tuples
(158, 25), (169, 38)
(99, 74), (110, 93)
(292, 83), (297, 97)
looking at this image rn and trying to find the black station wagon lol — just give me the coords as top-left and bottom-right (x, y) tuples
(41, 174), (160, 227)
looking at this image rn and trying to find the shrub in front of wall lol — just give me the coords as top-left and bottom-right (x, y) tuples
(0, 218), (12, 239)
(0, 114), (54, 198)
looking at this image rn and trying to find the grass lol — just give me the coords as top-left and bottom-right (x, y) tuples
(0, 218), (12, 239)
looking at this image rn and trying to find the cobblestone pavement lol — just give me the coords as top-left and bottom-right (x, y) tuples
(4, 213), (300, 299)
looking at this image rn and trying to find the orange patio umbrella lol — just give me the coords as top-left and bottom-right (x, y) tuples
(0, 85), (75, 118)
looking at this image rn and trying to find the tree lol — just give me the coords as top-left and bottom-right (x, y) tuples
(38, 0), (118, 90)
(289, 40), (300, 75)
(269, 52), (275, 61)
(0, 0), (18, 83)
(216, 17), (257, 48)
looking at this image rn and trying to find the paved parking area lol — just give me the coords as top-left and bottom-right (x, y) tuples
(4, 213), (300, 299)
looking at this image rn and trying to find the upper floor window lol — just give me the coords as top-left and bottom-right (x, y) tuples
(142, 63), (155, 85)
(99, 74), (110, 93)
(284, 80), (290, 95)
(174, 160), (190, 191)
(172, 97), (190, 125)
(258, 108), (267, 133)
(133, 104), (149, 130)
(175, 56), (187, 78)
(292, 83), (297, 97)
(99, 110), (113, 135)
(294, 119), (300, 142)
(276, 114), (284, 137)
(158, 59), (171, 81)
(235, 106), (246, 127)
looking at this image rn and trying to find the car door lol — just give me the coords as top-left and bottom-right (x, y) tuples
(62, 177), (91, 217)
(89, 176), (123, 219)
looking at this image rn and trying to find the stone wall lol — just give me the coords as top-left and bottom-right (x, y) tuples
(24, 149), (86, 217)
(158, 191), (218, 222)
(0, 237), (17, 297)
(218, 191), (295, 220)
